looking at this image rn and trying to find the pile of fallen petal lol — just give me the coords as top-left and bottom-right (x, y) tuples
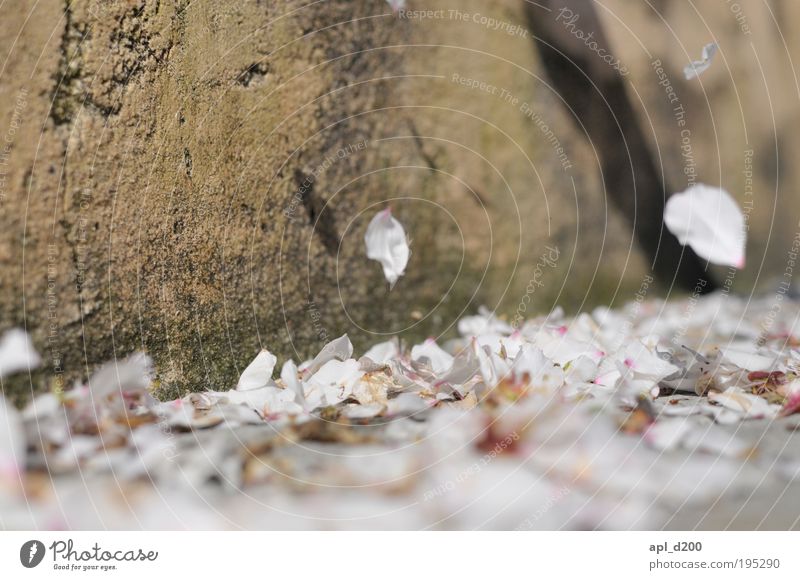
(3, 292), (800, 529)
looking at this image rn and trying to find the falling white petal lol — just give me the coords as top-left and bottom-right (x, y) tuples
(0, 329), (40, 378)
(664, 184), (746, 268)
(236, 349), (277, 391)
(684, 42), (717, 80)
(364, 208), (410, 287)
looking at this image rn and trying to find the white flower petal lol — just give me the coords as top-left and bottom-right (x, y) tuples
(664, 184), (746, 268)
(564, 355), (598, 385)
(511, 345), (565, 392)
(538, 333), (599, 366)
(411, 338), (454, 374)
(436, 340), (482, 389)
(386, 0), (406, 13)
(386, 392), (432, 415)
(341, 403), (385, 419)
(708, 387), (779, 419)
(700, 402), (743, 425)
(236, 349), (277, 391)
(305, 334), (353, 375)
(719, 346), (777, 371)
(644, 419), (692, 452)
(217, 387), (284, 417)
(615, 362), (659, 405)
(364, 208), (410, 287)
(280, 360), (305, 403)
(684, 42), (717, 80)
(87, 352), (153, 398)
(260, 388), (304, 417)
(0, 329), (40, 378)
(22, 393), (60, 421)
(307, 359), (364, 406)
(458, 307), (513, 337)
(621, 340), (679, 382)
(1, 394), (25, 484)
(474, 342), (500, 387)
(362, 340), (398, 364)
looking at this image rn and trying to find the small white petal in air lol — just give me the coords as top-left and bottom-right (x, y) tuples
(236, 349), (277, 391)
(0, 329), (41, 378)
(684, 42), (717, 80)
(664, 184), (746, 268)
(364, 208), (410, 287)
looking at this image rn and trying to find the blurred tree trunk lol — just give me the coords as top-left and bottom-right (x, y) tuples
(524, 0), (716, 292)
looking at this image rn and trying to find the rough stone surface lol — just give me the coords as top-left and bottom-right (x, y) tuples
(0, 1), (485, 400)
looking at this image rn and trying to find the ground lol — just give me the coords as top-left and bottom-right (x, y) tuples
(3, 292), (800, 530)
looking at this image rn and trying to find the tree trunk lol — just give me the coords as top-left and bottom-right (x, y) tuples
(0, 0), (479, 401)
